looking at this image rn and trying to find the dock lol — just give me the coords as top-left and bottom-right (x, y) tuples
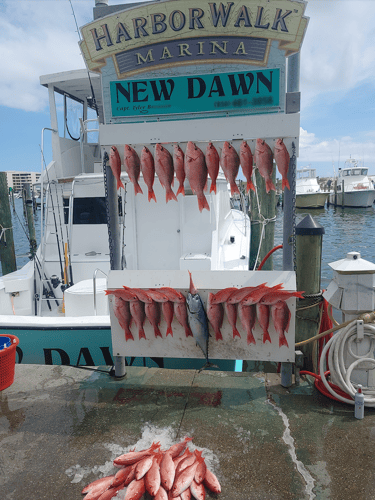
(1, 365), (374, 499)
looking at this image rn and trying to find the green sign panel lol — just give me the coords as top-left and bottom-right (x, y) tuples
(110, 69), (280, 118)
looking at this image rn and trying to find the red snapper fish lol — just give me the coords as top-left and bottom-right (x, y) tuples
(145, 300), (163, 338)
(209, 287), (238, 305)
(124, 478), (146, 500)
(274, 138), (290, 190)
(225, 302), (241, 339)
(238, 302), (256, 345)
(114, 442), (160, 467)
(171, 455), (204, 497)
(256, 303), (271, 344)
(113, 296), (134, 342)
(145, 452), (163, 497)
(162, 301), (174, 336)
(203, 469), (221, 494)
(221, 141), (240, 195)
(82, 475), (115, 497)
(271, 300), (290, 347)
(207, 292), (224, 340)
(240, 283), (284, 306)
(174, 144), (185, 196)
(160, 451), (175, 491)
(174, 302), (194, 337)
(141, 146), (156, 202)
(109, 146), (124, 190)
(226, 283), (267, 304)
(255, 139), (276, 193)
(185, 141), (209, 212)
(205, 141), (220, 194)
(155, 144), (177, 203)
(168, 436), (193, 458)
(259, 289), (304, 305)
(124, 144), (143, 195)
(240, 140), (255, 192)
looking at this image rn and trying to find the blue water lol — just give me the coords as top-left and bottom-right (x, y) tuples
(3, 198), (375, 290)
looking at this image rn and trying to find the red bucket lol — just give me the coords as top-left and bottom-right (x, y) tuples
(0, 334), (19, 391)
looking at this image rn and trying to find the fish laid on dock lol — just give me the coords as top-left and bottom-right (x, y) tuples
(81, 437), (221, 500)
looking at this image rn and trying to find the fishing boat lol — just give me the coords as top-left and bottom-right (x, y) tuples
(0, 73), (250, 370)
(295, 167), (328, 209)
(328, 159), (375, 208)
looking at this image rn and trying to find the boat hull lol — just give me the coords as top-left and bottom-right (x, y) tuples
(328, 190), (375, 208)
(296, 192), (328, 209)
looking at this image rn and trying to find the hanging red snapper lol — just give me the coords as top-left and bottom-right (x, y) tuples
(258, 289), (304, 305)
(155, 144), (177, 203)
(174, 302), (194, 337)
(271, 300), (290, 347)
(113, 296), (134, 342)
(129, 300), (146, 340)
(224, 302), (241, 339)
(141, 146), (156, 202)
(274, 138), (290, 190)
(124, 145), (143, 195)
(109, 146), (124, 190)
(240, 140), (255, 193)
(256, 303), (271, 344)
(207, 292), (224, 341)
(184, 141), (209, 212)
(255, 139), (276, 193)
(162, 301), (174, 337)
(145, 300), (163, 338)
(209, 287), (238, 305)
(221, 141), (240, 195)
(238, 303), (256, 345)
(205, 142), (220, 194)
(226, 283), (267, 304)
(174, 144), (185, 196)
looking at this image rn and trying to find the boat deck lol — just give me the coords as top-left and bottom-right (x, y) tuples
(2, 364), (375, 499)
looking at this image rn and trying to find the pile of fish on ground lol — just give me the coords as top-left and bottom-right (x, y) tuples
(109, 138), (290, 211)
(81, 437), (221, 500)
(106, 271), (304, 351)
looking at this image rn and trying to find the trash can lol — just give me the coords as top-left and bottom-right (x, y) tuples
(0, 334), (19, 391)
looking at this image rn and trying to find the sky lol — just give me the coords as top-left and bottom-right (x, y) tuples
(1, 0), (375, 179)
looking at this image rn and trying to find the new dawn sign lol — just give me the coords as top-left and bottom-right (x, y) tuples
(79, 0), (308, 122)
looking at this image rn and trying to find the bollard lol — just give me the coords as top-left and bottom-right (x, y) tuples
(295, 215), (325, 372)
(281, 362), (293, 388)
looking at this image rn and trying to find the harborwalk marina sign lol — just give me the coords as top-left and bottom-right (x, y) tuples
(80, 0), (309, 78)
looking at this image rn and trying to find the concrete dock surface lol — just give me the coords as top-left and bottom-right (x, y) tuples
(1, 364), (375, 500)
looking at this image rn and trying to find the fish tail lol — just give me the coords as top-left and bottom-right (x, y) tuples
(117, 178), (125, 190)
(125, 329), (134, 342)
(262, 330), (272, 344)
(154, 326), (163, 339)
(166, 325), (174, 337)
(215, 328), (223, 341)
(265, 179), (276, 193)
(279, 334), (289, 348)
(148, 189), (157, 202)
(247, 180), (256, 193)
(232, 327), (241, 339)
(197, 194), (210, 212)
(166, 188), (178, 203)
(209, 181), (217, 194)
(104, 290), (111, 296)
(177, 184), (185, 196)
(134, 182), (143, 195)
(139, 327), (147, 340)
(282, 178), (290, 191)
(185, 326), (194, 338)
(247, 332), (256, 345)
(230, 183), (240, 196)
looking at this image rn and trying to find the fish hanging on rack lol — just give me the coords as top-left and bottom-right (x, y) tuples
(274, 138), (290, 191)
(109, 146), (124, 190)
(185, 141), (209, 212)
(255, 139), (276, 193)
(124, 144), (143, 195)
(141, 146), (157, 202)
(240, 140), (255, 193)
(205, 141), (220, 194)
(221, 141), (240, 196)
(271, 300), (291, 347)
(155, 144), (177, 203)
(173, 144), (186, 197)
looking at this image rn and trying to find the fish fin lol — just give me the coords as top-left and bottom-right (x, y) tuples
(154, 327), (163, 338)
(215, 329), (223, 341)
(265, 179), (276, 193)
(279, 334), (289, 348)
(197, 194), (210, 212)
(117, 179), (125, 190)
(185, 326), (194, 338)
(177, 184), (185, 196)
(230, 183), (240, 196)
(247, 180), (256, 193)
(125, 330), (134, 342)
(282, 178), (290, 191)
(247, 332), (256, 345)
(209, 181), (217, 194)
(166, 326), (173, 337)
(134, 182), (143, 195)
(166, 189), (178, 203)
(148, 189), (157, 202)
(139, 328), (147, 340)
(262, 330), (272, 344)
(232, 327), (241, 339)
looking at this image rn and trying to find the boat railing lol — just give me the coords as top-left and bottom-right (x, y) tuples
(79, 118), (99, 173)
(93, 268), (108, 316)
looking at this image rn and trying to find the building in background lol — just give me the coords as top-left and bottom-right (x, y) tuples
(5, 171), (41, 194)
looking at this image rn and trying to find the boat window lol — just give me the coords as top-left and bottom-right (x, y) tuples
(352, 169), (361, 176)
(343, 171), (350, 176)
(63, 198), (69, 224)
(362, 169), (368, 175)
(72, 196), (123, 224)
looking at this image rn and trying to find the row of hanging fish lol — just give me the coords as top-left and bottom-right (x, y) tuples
(81, 437), (221, 500)
(106, 274), (303, 351)
(108, 138), (290, 212)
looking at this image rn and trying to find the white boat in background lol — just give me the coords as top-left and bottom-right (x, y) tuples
(295, 167), (328, 209)
(0, 72), (250, 369)
(328, 159), (375, 208)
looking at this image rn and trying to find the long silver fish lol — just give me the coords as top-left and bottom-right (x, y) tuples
(186, 271), (217, 371)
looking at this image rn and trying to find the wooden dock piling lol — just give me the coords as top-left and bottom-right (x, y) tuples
(24, 183), (37, 257)
(0, 172), (17, 275)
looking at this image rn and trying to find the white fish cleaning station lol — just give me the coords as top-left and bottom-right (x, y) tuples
(78, 0), (309, 372)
